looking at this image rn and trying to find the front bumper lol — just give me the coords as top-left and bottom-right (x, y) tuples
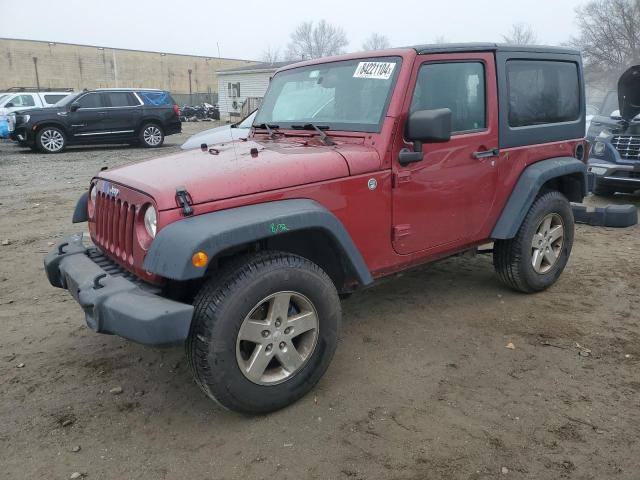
(588, 161), (640, 191)
(44, 234), (193, 345)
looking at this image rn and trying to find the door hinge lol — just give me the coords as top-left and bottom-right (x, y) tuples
(392, 171), (412, 187)
(392, 224), (412, 242)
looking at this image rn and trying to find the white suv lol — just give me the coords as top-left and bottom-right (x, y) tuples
(0, 89), (74, 115)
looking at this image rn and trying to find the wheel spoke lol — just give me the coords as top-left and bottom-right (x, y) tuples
(276, 345), (304, 373)
(548, 224), (564, 243)
(238, 319), (268, 344)
(544, 247), (558, 265)
(267, 293), (291, 324)
(532, 248), (544, 271)
(541, 216), (552, 234)
(287, 311), (317, 337)
(243, 345), (272, 382)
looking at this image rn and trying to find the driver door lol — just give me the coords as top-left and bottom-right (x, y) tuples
(68, 92), (109, 138)
(392, 52), (500, 255)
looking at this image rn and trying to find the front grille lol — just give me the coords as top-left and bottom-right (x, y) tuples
(94, 192), (136, 266)
(611, 135), (640, 160)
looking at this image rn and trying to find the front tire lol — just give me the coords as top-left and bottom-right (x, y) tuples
(139, 123), (164, 148)
(186, 252), (341, 414)
(36, 126), (66, 153)
(493, 191), (574, 293)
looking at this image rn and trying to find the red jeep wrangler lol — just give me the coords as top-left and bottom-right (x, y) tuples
(46, 44), (587, 413)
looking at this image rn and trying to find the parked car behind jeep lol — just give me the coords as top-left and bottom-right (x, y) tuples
(11, 88), (181, 153)
(45, 44), (587, 413)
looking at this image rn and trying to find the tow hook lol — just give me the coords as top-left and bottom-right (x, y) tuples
(93, 273), (107, 290)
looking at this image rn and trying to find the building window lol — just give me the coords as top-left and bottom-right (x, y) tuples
(228, 82), (241, 98)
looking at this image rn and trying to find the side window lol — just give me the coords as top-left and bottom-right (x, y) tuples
(106, 92), (137, 107)
(44, 94), (67, 104)
(9, 95), (36, 107)
(76, 93), (105, 109)
(506, 60), (580, 127)
(410, 62), (486, 133)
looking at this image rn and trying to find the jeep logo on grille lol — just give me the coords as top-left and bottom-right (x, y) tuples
(101, 181), (120, 197)
(108, 186), (120, 197)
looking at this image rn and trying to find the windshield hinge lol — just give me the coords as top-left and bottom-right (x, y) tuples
(175, 186), (194, 216)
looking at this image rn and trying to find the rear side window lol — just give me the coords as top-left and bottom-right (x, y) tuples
(410, 62), (486, 133)
(139, 91), (172, 106)
(506, 60), (580, 127)
(106, 92), (138, 107)
(77, 93), (105, 109)
(44, 94), (67, 104)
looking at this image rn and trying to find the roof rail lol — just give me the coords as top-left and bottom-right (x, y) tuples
(5, 87), (75, 92)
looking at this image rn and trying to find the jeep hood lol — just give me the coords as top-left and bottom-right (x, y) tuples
(618, 65), (640, 121)
(99, 139), (376, 210)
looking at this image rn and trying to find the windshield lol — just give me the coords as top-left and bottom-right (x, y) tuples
(255, 57), (401, 132)
(54, 92), (82, 107)
(0, 93), (9, 104)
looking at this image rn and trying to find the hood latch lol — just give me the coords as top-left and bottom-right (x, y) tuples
(175, 186), (194, 216)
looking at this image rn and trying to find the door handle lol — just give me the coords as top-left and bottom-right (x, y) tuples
(473, 148), (500, 159)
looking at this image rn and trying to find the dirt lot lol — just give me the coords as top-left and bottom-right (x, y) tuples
(1, 123), (639, 480)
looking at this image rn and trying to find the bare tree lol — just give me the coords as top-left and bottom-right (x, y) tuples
(433, 35), (449, 44)
(571, 0), (640, 85)
(362, 33), (391, 51)
(285, 20), (349, 60)
(260, 45), (281, 65)
(502, 23), (538, 45)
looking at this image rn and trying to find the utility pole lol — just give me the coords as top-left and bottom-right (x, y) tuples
(33, 57), (40, 90)
(188, 69), (193, 105)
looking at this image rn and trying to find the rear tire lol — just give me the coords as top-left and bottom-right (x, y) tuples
(493, 191), (574, 293)
(139, 123), (164, 148)
(186, 251), (341, 414)
(36, 126), (66, 153)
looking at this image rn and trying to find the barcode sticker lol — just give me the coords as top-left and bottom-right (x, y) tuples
(353, 62), (396, 80)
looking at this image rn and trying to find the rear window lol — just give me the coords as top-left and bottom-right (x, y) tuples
(44, 94), (68, 104)
(506, 60), (580, 127)
(139, 91), (173, 106)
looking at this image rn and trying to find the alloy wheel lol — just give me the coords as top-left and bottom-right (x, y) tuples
(40, 129), (64, 152)
(143, 126), (162, 146)
(531, 213), (564, 274)
(236, 291), (319, 386)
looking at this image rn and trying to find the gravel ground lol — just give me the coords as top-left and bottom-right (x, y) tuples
(1, 123), (639, 480)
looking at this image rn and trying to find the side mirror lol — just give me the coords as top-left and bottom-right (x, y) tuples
(399, 108), (452, 166)
(5, 102), (14, 108)
(70, 103), (80, 112)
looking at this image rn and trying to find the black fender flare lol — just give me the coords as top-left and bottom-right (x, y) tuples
(491, 157), (587, 239)
(72, 191), (89, 223)
(143, 199), (374, 286)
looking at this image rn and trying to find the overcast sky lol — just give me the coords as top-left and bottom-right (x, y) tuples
(0, 0), (586, 60)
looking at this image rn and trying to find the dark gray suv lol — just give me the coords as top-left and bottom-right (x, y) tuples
(11, 88), (181, 153)
(588, 66), (640, 196)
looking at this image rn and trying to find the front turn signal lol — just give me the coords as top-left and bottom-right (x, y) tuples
(192, 251), (208, 268)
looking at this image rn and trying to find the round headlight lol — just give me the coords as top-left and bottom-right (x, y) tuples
(592, 141), (606, 156)
(87, 185), (97, 218)
(144, 205), (157, 238)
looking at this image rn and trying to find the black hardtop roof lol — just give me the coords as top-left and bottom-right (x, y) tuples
(411, 42), (580, 56)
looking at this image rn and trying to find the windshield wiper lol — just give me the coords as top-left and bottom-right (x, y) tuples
(253, 123), (280, 140)
(290, 123), (335, 146)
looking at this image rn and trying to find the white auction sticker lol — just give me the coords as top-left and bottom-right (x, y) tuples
(353, 62), (396, 80)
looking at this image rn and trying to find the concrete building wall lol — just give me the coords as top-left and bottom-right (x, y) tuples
(0, 38), (258, 96)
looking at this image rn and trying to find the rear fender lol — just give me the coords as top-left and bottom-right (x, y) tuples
(491, 157), (587, 239)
